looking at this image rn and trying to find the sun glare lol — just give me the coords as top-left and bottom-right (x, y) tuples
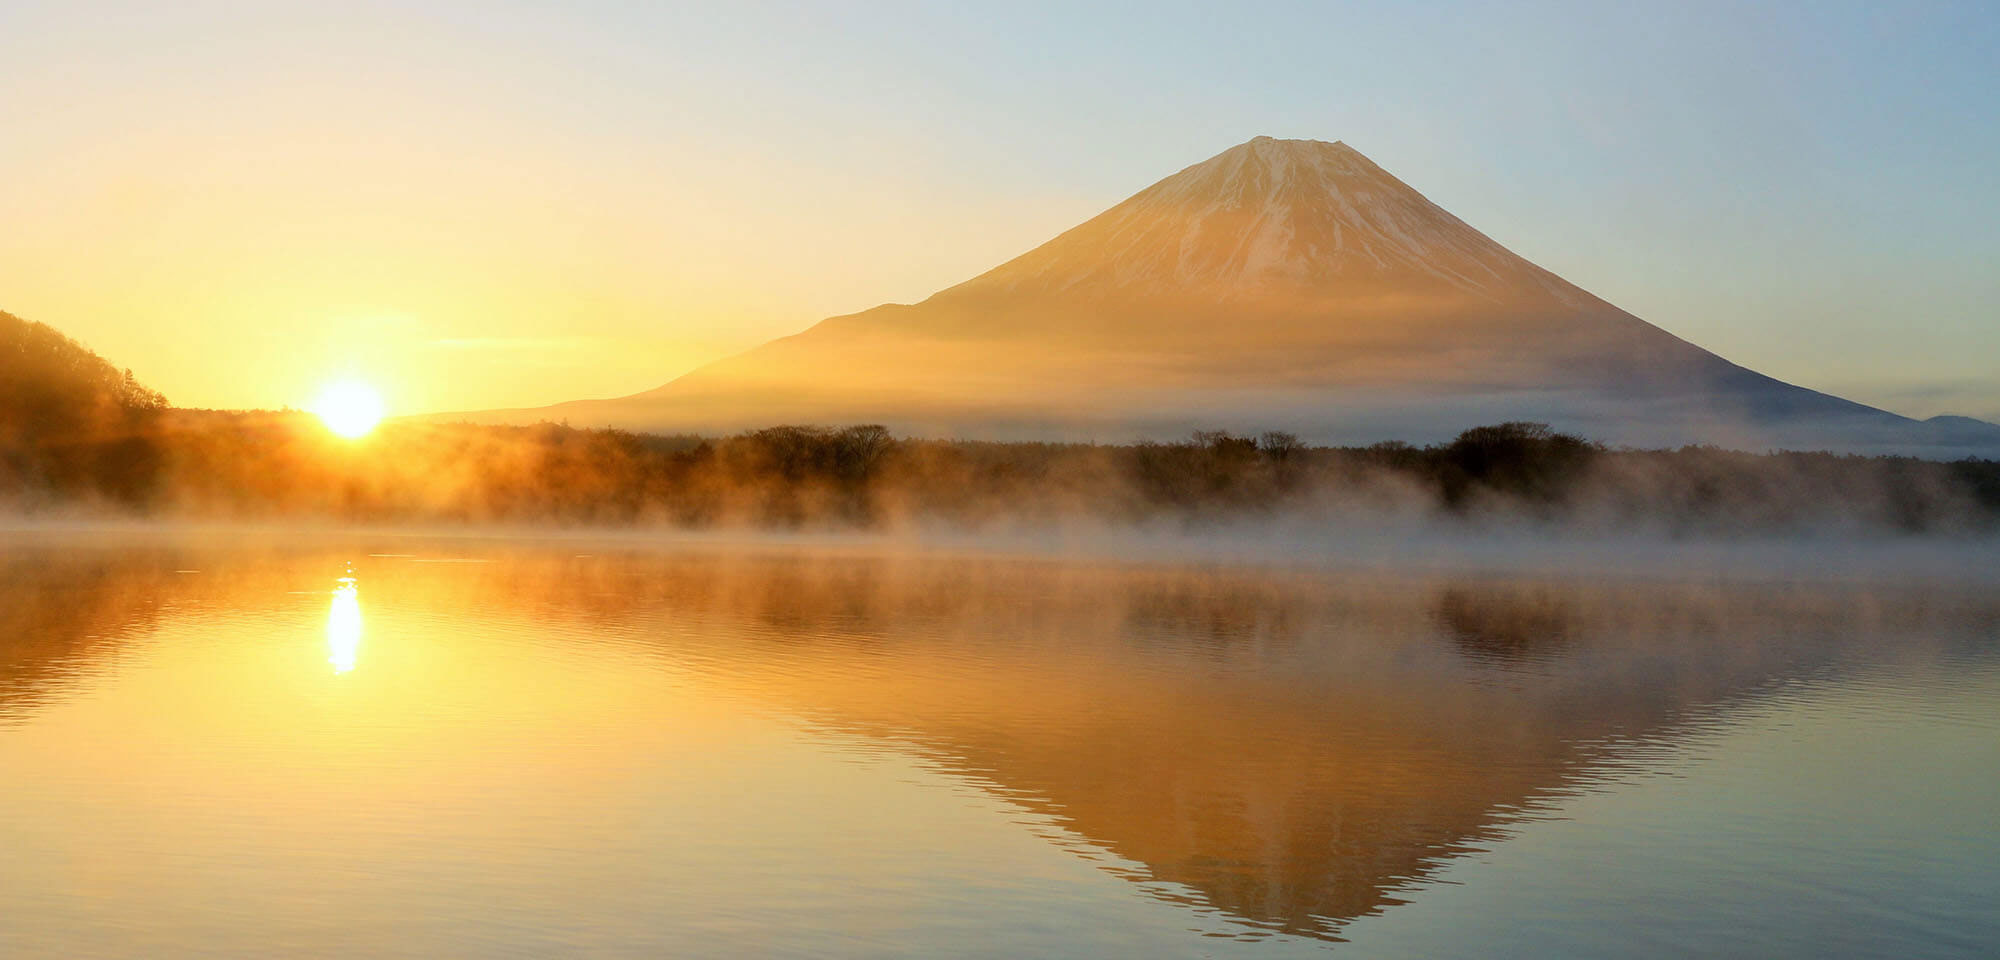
(327, 574), (361, 674)
(313, 381), (385, 438)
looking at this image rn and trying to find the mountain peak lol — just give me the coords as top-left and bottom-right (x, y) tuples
(1240, 135), (1351, 151)
(948, 136), (1579, 306)
(462, 136), (1998, 458)
(1241, 134), (1348, 148)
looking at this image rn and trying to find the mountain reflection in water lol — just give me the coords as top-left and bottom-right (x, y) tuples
(0, 537), (1995, 951)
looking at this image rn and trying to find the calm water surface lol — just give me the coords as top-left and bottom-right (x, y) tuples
(1, 532), (1997, 958)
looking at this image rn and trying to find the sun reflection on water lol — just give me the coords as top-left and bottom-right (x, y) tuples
(328, 574), (361, 675)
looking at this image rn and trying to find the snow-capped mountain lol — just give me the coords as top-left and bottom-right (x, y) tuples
(450, 137), (2000, 455)
(955, 137), (1579, 304)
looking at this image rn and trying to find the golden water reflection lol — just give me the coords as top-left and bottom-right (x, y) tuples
(327, 576), (361, 675)
(1, 540), (1996, 954)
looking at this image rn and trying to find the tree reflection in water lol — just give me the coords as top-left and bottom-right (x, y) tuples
(0, 540), (1991, 942)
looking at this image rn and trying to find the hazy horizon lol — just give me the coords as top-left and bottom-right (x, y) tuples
(8, 9), (2000, 956)
(3, 1), (1997, 422)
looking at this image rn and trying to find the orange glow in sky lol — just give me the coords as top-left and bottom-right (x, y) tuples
(3, 4), (1996, 421)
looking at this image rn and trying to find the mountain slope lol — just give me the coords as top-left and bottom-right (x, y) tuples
(1, 310), (167, 445)
(457, 138), (2000, 455)
(950, 136), (1578, 302)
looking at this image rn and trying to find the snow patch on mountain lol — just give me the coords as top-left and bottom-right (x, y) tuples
(954, 137), (1583, 306)
(439, 135), (2000, 458)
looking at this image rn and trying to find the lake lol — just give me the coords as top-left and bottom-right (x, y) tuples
(2, 530), (1997, 958)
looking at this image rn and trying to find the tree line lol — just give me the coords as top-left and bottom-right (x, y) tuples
(5, 310), (1995, 533)
(6, 413), (1996, 534)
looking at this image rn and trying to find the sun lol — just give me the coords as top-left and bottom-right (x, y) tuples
(312, 381), (385, 438)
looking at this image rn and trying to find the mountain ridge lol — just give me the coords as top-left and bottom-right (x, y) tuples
(940, 136), (1581, 304)
(436, 138), (2000, 457)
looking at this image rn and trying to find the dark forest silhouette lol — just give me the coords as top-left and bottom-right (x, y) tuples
(2, 311), (1996, 532)
(1, 311), (167, 504)
(7, 415), (1996, 533)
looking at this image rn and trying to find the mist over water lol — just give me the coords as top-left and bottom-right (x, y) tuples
(7, 5), (1998, 956)
(2, 531), (1995, 958)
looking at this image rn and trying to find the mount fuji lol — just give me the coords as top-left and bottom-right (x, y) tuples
(454, 137), (2000, 456)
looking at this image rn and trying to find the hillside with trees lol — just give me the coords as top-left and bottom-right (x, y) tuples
(1, 312), (1996, 533)
(1, 311), (167, 503)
